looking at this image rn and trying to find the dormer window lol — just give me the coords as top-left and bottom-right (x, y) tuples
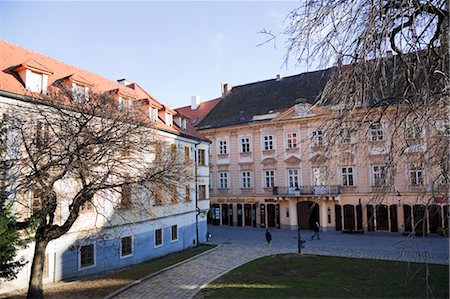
(72, 83), (89, 103)
(12, 59), (53, 94)
(27, 71), (46, 93)
(166, 113), (173, 126)
(118, 97), (133, 113)
(181, 118), (187, 130)
(149, 107), (158, 122)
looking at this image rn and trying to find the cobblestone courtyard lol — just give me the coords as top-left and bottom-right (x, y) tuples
(110, 225), (449, 299)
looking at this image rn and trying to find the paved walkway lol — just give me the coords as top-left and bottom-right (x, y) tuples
(111, 226), (449, 299)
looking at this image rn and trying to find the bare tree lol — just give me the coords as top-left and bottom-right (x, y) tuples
(4, 88), (193, 298)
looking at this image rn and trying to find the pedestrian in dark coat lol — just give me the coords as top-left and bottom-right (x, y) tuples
(311, 222), (320, 240)
(265, 229), (272, 248)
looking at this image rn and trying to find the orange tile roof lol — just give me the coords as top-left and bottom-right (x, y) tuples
(175, 97), (221, 127)
(0, 39), (208, 142)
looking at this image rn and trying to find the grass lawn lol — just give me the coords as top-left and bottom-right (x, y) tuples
(197, 254), (449, 298)
(8, 244), (215, 299)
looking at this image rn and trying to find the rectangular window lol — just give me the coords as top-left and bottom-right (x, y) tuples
(184, 146), (190, 162)
(149, 107), (158, 122)
(154, 228), (163, 247)
(342, 167), (355, 186)
(218, 140), (227, 154)
(118, 97), (133, 113)
(120, 184), (131, 208)
(410, 164), (424, 185)
(72, 83), (89, 103)
(263, 135), (274, 150)
(218, 172), (229, 189)
(185, 186), (191, 201)
(35, 120), (50, 148)
(80, 199), (94, 212)
(287, 169), (299, 188)
(241, 137), (250, 153)
(373, 165), (386, 186)
(171, 225), (178, 241)
(241, 171), (252, 188)
(340, 128), (352, 144)
(199, 185), (206, 200)
(370, 122), (384, 141)
(311, 130), (323, 147)
(198, 149), (206, 166)
(286, 132), (298, 148)
(79, 244), (95, 268)
(405, 123), (422, 139)
(264, 170), (275, 188)
(312, 167), (327, 186)
(121, 236), (133, 257)
(27, 71), (44, 93)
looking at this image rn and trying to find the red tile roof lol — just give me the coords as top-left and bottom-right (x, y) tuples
(175, 97), (221, 127)
(0, 39), (208, 142)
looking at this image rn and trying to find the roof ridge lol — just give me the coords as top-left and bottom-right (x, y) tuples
(175, 97), (221, 110)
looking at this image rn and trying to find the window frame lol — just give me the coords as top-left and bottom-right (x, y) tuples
(241, 171), (252, 189)
(218, 140), (228, 154)
(311, 130), (324, 147)
(120, 236), (133, 259)
(198, 149), (206, 166)
(78, 243), (96, 270)
(199, 185), (206, 200)
(372, 165), (386, 186)
(370, 122), (384, 141)
(341, 166), (355, 186)
(218, 172), (229, 189)
(286, 131), (298, 149)
(287, 169), (299, 188)
(264, 170), (275, 188)
(240, 137), (251, 153)
(154, 228), (163, 248)
(171, 225), (178, 242)
(263, 135), (274, 151)
(409, 164), (424, 185)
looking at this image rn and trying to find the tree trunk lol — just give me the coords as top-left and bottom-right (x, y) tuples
(26, 238), (49, 299)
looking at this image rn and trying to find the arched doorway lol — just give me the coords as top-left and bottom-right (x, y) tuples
(297, 201), (319, 229)
(389, 205), (398, 232)
(376, 205), (389, 231)
(267, 204), (276, 227)
(343, 205), (355, 231)
(403, 205), (412, 233)
(428, 205), (442, 234)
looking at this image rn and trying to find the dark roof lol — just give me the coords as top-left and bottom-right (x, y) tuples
(197, 68), (332, 129)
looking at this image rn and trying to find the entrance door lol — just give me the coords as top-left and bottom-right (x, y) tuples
(221, 204), (229, 225)
(228, 204), (233, 226)
(267, 204), (276, 227)
(244, 204), (252, 226)
(367, 205), (374, 232)
(389, 205), (398, 232)
(212, 204), (220, 226)
(428, 205), (442, 234)
(403, 205), (412, 233)
(335, 205), (342, 231)
(260, 204), (266, 228)
(413, 205), (427, 235)
(376, 205), (389, 230)
(237, 204), (243, 226)
(356, 204), (363, 230)
(343, 205), (355, 230)
(297, 201), (319, 229)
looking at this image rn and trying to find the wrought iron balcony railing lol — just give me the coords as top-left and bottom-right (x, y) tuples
(273, 186), (340, 196)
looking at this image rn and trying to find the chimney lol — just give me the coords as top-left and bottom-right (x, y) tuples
(276, 74), (282, 81)
(386, 50), (393, 59)
(191, 95), (200, 110)
(117, 78), (132, 86)
(221, 83), (232, 97)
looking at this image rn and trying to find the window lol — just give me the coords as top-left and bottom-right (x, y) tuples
(171, 225), (178, 241)
(35, 120), (50, 148)
(286, 132), (298, 148)
(166, 113), (173, 126)
(241, 137), (250, 153)
(241, 171), (252, 188)
(79, 244), (95, 269)
(80, 199), (94, 212)
(171, 185), (178, 203)
(120, 184), (131, 208)
(121, 236), (133, 257)
(198, 149), (206, 166)
(184, 146), (191, 162)
(118, 97), (133, 113)
(185, 186), (191, 201)
(218, 172), (229, 189)
(264, 170), (275, 188)
(341, 167), (355, 186)
(181, 118), (187, 130)
(154, 228), (163, 247)
(218, 140), (227, 154)
(27, 71), (45, 93)
(311, 130), (323, 147)
(312, 167), (327, 186)
(372, 165), (386, 186)
(72, 83), (89, 103)
(287, 169), (299, 188)
(405, 123), (422, 139)
(340, 128), (352, 144)
(370, 122), (384, 141)
(199, 185), (206, 200)
(32, 189), (45, 213)
(263, 135), (274, 150)
(149, 107), (158, 122)
(409, 164), (424, 185)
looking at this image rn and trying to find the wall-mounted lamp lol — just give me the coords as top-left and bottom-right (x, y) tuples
(396, 190), (402, 206)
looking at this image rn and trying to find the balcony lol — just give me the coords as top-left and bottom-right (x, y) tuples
(273, 186), (340, 197)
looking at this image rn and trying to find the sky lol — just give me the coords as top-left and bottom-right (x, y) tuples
(0, 1), (310, 108)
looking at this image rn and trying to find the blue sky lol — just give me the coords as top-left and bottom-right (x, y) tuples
(0, 1), (309, 108)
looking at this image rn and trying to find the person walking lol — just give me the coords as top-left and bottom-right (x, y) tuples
(265, 229), (272, 248)
(311, 221), (320, 240)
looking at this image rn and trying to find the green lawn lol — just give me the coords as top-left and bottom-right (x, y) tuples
(8, 244), (215, 299)
(197, 254), (449, 298)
